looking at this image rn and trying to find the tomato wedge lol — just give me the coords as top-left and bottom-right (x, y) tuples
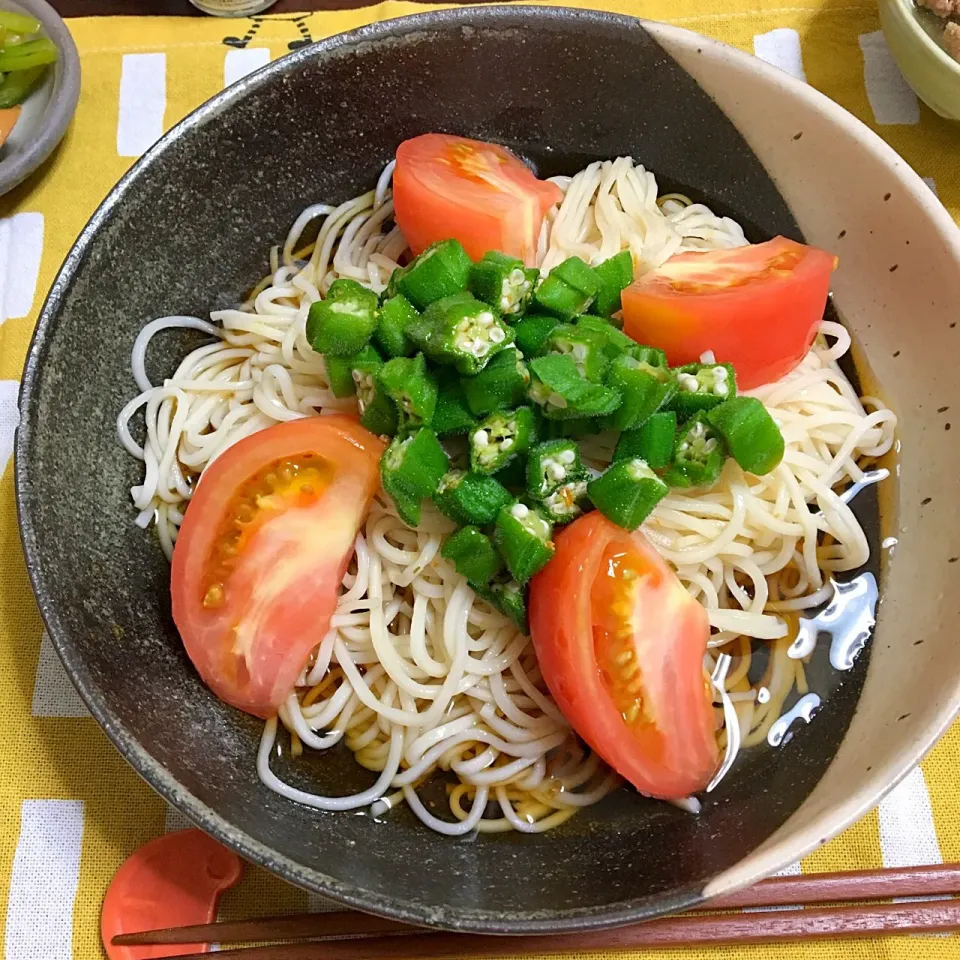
(529, 513), (718, 799)
(171, 416), (383, 719)
(621, 237), (837, 390)
(392, 133), (562, 266)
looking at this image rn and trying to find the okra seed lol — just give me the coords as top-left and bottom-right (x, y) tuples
(490, 327), (506, 343)
(715, 382), (729, 397)
(474, 430), (490, 447)
(558, 449), (576, 464)
(510, 503), (530, 519)
(352, 370), (363, 382)
(501, 438), (514, 450)
(714, 367), (728, 380)
(548, 392), (568, 408)
(548, 463), (566, 481)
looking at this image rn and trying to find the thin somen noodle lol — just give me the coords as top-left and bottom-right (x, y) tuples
(117, 156), (896, 833)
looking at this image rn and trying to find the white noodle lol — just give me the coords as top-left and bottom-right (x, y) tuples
(117, 157), (897, 834)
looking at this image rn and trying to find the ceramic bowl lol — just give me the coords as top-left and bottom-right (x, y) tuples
(15, 5), (960, 934)
(0, 0), (80, 196)
(879, 0), (960, 121)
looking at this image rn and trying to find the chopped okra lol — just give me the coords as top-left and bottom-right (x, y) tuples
(588, 458), (668, 529)
(431, 370), (477, 437)
(663, 415), (725, 489)
(575, 315), (640, 361)
(441, 526), (504, 584)
(614, 411), (677, 469)
(534, 256), (600, 320)
(590, 250), (634, 318)
(528, 354), (622, 420)
(360, 389), (399, 436)
(397, 239), (473, 310)
(463, 347), (530, 416)
(526, 439), (583, 498)
(540, 475), (590, 524)
(707, 396), (785, 476)
(380, 428), (449, 527)
(633, 345), (668, 370)
(410, 293), (514, 375)
(603, 354), (676, 431)
(433, 469), (513, 526)
(475, 576), (529, 633)
(306, 283), (379, 357)
(493, 502), (555, 583)
(376, 353), (437, 427)
(375, 294), (419, 358)
(514, 314), (563, 358)
(492, 455), (528, 491)
(669, 362), (737, 419)
(349, 350), (397, 436)
(385, 263), (408, 300)
(469, 251), (539, 316)
(545, 325), (610, 382)
(469, 406), (535, 475)
(324, 344), (381, 399)
(533, 412), (599, 441)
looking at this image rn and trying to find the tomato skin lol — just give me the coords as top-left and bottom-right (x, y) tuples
(171, 416), (383, 719)
(529, 513), (718, 799)
(393, 134), (562, 266)
(621, 237), (836, 390)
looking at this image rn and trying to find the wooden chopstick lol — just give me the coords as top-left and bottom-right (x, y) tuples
(122, 899), (960, 960)
(113, 862), (960, 947)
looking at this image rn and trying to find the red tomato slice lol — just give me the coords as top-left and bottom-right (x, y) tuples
(171, 416), (383, 719)
(392, 134), (563, 266)
(621, 237), (837, 390)
(529, 513), (718, 799)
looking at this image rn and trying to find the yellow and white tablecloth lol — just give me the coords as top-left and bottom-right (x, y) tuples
(0, 3), (958, 958)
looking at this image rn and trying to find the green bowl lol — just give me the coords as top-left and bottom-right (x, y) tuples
(879, 0), (960, 120)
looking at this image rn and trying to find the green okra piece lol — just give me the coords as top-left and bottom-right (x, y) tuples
(380, 428), (449, 527)
(441, 526), (505, 585)
(528, 353), (622, 420)
(706, 396), (785, 476)
(433, 469), (513, 527)
(493, 502), (555, 583)
(468, 251), (539, 317)
(669, 362), (737, 420)
(376, 353), (437, 427)
(587, 458), (668, 530)
(462, 347), (530, 417)
(469, 406), (535, 475)
(613, 411), (678, 470)
(533, 256), (600, 320)
(663, 415), (726, 489)
(398, 239), (473, 310)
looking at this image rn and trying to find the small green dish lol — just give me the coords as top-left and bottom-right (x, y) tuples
(879, 0), (960, 121)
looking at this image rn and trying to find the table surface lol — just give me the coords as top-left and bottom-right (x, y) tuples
(50, 0), (451, 15)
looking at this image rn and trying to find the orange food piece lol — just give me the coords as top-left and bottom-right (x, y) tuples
(0, 106), (21, 147)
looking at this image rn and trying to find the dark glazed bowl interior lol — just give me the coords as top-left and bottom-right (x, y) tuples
(17, 6), (875, 933)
